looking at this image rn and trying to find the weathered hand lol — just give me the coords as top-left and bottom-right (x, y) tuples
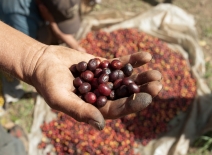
(29, 45), (162, 130)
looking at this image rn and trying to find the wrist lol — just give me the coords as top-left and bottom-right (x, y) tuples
(21, 43), (48, 85)
(0, 21), (48, 85)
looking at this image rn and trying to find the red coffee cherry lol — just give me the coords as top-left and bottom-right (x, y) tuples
(88, 59), (98, 71)
(81, 70), (94, 82)
(113, 79), (123, 89)
(98, 84), (111, 96)
(94, 58), (101, 67)
(122, 77), (134, 86)
(127, 83), (140, 94)
(99, 60), (110, 69)
(84, 92), (96, 104)
(110, 59), (123, 70)
(106, 82), (113, 90)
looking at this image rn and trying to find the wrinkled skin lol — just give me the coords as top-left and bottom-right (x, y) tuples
(30, 45), (162, 130)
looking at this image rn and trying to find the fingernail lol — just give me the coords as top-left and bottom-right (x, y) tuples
(88, 120), (104, 131)
(153, 85), (163, 98)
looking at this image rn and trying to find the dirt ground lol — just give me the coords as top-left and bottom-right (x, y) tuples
(1, 0), (212, 154)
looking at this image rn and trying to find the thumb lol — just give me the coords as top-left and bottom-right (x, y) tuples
(48, 92), (105, 130)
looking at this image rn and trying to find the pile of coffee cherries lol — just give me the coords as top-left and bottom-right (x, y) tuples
(71, 58), (139, 107)
(38, 28), (197, 154)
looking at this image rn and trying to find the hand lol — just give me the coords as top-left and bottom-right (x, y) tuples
(29, 46), (162, 130)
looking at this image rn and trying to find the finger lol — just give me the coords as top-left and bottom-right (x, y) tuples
(139, 81), (163, 97)
(49, 92), (105, 130)
(40, 67), (105, 130)
(113, 52), (152, 68)
(131, 70), (162, 85)
(99, 93), (152, 119)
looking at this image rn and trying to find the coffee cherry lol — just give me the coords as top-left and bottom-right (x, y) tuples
(93, 89), (101, 98)
(70, 64), (78, 74)
(73, 77), (84, 88)
(99, 60), (110, 69)
(110, 59), (123, 70)
(106, 82), (113, 90)
(88, 59), (98, 71)
(98, 73), (109, 84)
(109, 70), (124, 82)
(102, 68), (111, 75)
(122, 63), (133, 77)
(70, 64), (79, 77)
(96, 96), (107, 108)
(76, 61), (87, 72)
(73, 59), (138, 108)
(94, 68), (102, 77)
(84, 92), (96, 104)
(122, 77), (134, 86)
(116, 85), (128, 98)
(113, 79), (123, 89)
(94, 58), (101, 67)
(90, 78), (99, 89)
(109, 90), (116, 100)
(78, 82), (91, 94)
(98, 84), (111, 96)
(127, 83), (140, 94)
(81, 70), (94, 82)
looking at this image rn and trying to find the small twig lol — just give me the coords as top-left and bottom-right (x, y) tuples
(133, 93), (136, 100)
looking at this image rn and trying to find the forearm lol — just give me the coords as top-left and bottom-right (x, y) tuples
(0, 21), (47, 84)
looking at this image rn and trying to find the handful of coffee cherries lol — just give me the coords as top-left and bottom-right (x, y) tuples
(70, 58), (140, 108)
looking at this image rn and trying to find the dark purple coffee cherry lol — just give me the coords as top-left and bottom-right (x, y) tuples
(70, 64), (78, 74)
(102, 68), (111, 75)
(96, 96), (107, 108)
(110, 59), (123, 70)
(116, 85), (128, 98)
(122, 77), (134, 86)
(78, 82), (91, 94)
(76, 61), (87, 72)
(90, 78), (99, 89)
(88, 59), (98, 71)
(122, 63), (133, 77)
(113, 79), (123, 89)
(81, 70), (94, 82)
(70, 64), (79, 77)
(127, 83), (140, 94)
(109, 70), (124, 82)
(99, 60), (110, 69)
(98, 84), (111, 96)
(73, 77), (84, 88)
(84, 92), (96, 104)
(98, 73), (109, 84)
(94, 68), (102, 78)
(93, 89), (101, 98)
